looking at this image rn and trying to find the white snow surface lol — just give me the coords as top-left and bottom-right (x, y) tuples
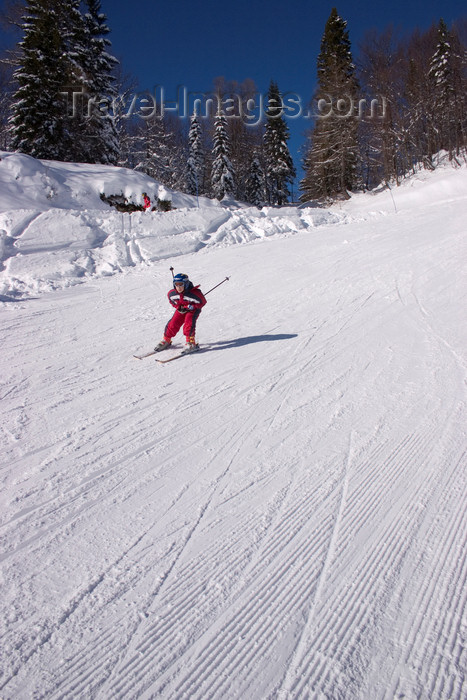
(0, 151), (466, 699)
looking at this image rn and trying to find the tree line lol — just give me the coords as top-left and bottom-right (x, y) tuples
(301, 8), (467, 203)
(1, 2), (466, 205)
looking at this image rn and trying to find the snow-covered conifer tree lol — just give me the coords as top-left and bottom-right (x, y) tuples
(186, 115), (205, 196)
(211, 112), (235, 200)
(245, 154), (266, 207)
(78, 0), (119, 164)
(300, 8), (359, 201)
(428, 18), (464, 159)
(11, 0), (119, 163)
(10, 0), (77, 160)
(263, 81), (296, 205)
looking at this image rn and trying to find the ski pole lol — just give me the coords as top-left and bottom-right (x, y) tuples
(169, 266), (174, 280)
(205, 276), (230, 295)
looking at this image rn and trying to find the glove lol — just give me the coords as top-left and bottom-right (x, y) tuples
(178, 305), (188, 314)
(187, 304), (194, 311)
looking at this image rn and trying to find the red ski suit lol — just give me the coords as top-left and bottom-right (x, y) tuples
(164, 282), (207, 341)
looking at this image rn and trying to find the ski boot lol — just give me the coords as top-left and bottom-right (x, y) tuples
(154, 338), (172, 352)
(181, 336), (200, 354)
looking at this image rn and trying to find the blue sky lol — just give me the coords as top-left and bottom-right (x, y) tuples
(107, 0), (465, 185)
(108, 0), (465, 97)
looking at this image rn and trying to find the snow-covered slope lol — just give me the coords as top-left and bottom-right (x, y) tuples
(0, 151), (343, 300)
(0, 154), (466, 699)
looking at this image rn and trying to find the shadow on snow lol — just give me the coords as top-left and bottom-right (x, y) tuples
(207, 334), (298, 349)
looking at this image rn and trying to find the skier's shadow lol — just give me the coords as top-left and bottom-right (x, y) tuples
(208, 334), (298, 350)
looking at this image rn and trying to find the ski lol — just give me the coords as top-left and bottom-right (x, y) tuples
(134, 343), (176, 359)
(133, 350), (158, 360)
(156, 353), (186, 363)
(156, 346), (201, 363)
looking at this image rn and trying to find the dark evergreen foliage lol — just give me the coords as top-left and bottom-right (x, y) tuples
(78, 0), (119, 163)
(11, 0), (75, 160)
(301, 8), (360, 202)
(187, 115), (205, 197)
(10, 0), (119, 163)
(263, 81), (296, 205)
(428, 19), (465, 159)
(245, 154), (265, 207)
(211, 111), (235, 200)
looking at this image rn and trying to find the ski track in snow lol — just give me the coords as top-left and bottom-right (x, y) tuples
(1, 167), (467, 699)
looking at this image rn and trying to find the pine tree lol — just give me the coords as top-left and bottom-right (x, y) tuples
(263, 81), (296, 205)
(211, 111), (235, 200)
(11, 0), (119, 163)
(78, 0), (119, 164)
(213, 78), (263, 201)
(0, 62), (14, 150)
(428, 19), (464, 159)
(300, 8), (359, 201)
(11, 0), (75, 160)
(186, 115), (205, 196)
(245, 154), (265, 207)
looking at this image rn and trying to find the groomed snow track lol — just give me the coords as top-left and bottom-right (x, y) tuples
(1, 165), (466, 700)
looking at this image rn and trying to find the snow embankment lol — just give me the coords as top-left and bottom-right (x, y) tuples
(1, 151), (466, 302)
(0, 151), (346, 300)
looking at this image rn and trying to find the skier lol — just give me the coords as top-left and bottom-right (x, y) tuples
(155, 273), (207, 353)
(142, 192), (151, 211)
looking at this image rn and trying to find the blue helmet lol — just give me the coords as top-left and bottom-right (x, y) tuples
(173, 273), (189, 289)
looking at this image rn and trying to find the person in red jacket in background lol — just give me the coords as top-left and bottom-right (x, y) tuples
(142, 192), (151, 211)
(154, 273), (207, 353)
